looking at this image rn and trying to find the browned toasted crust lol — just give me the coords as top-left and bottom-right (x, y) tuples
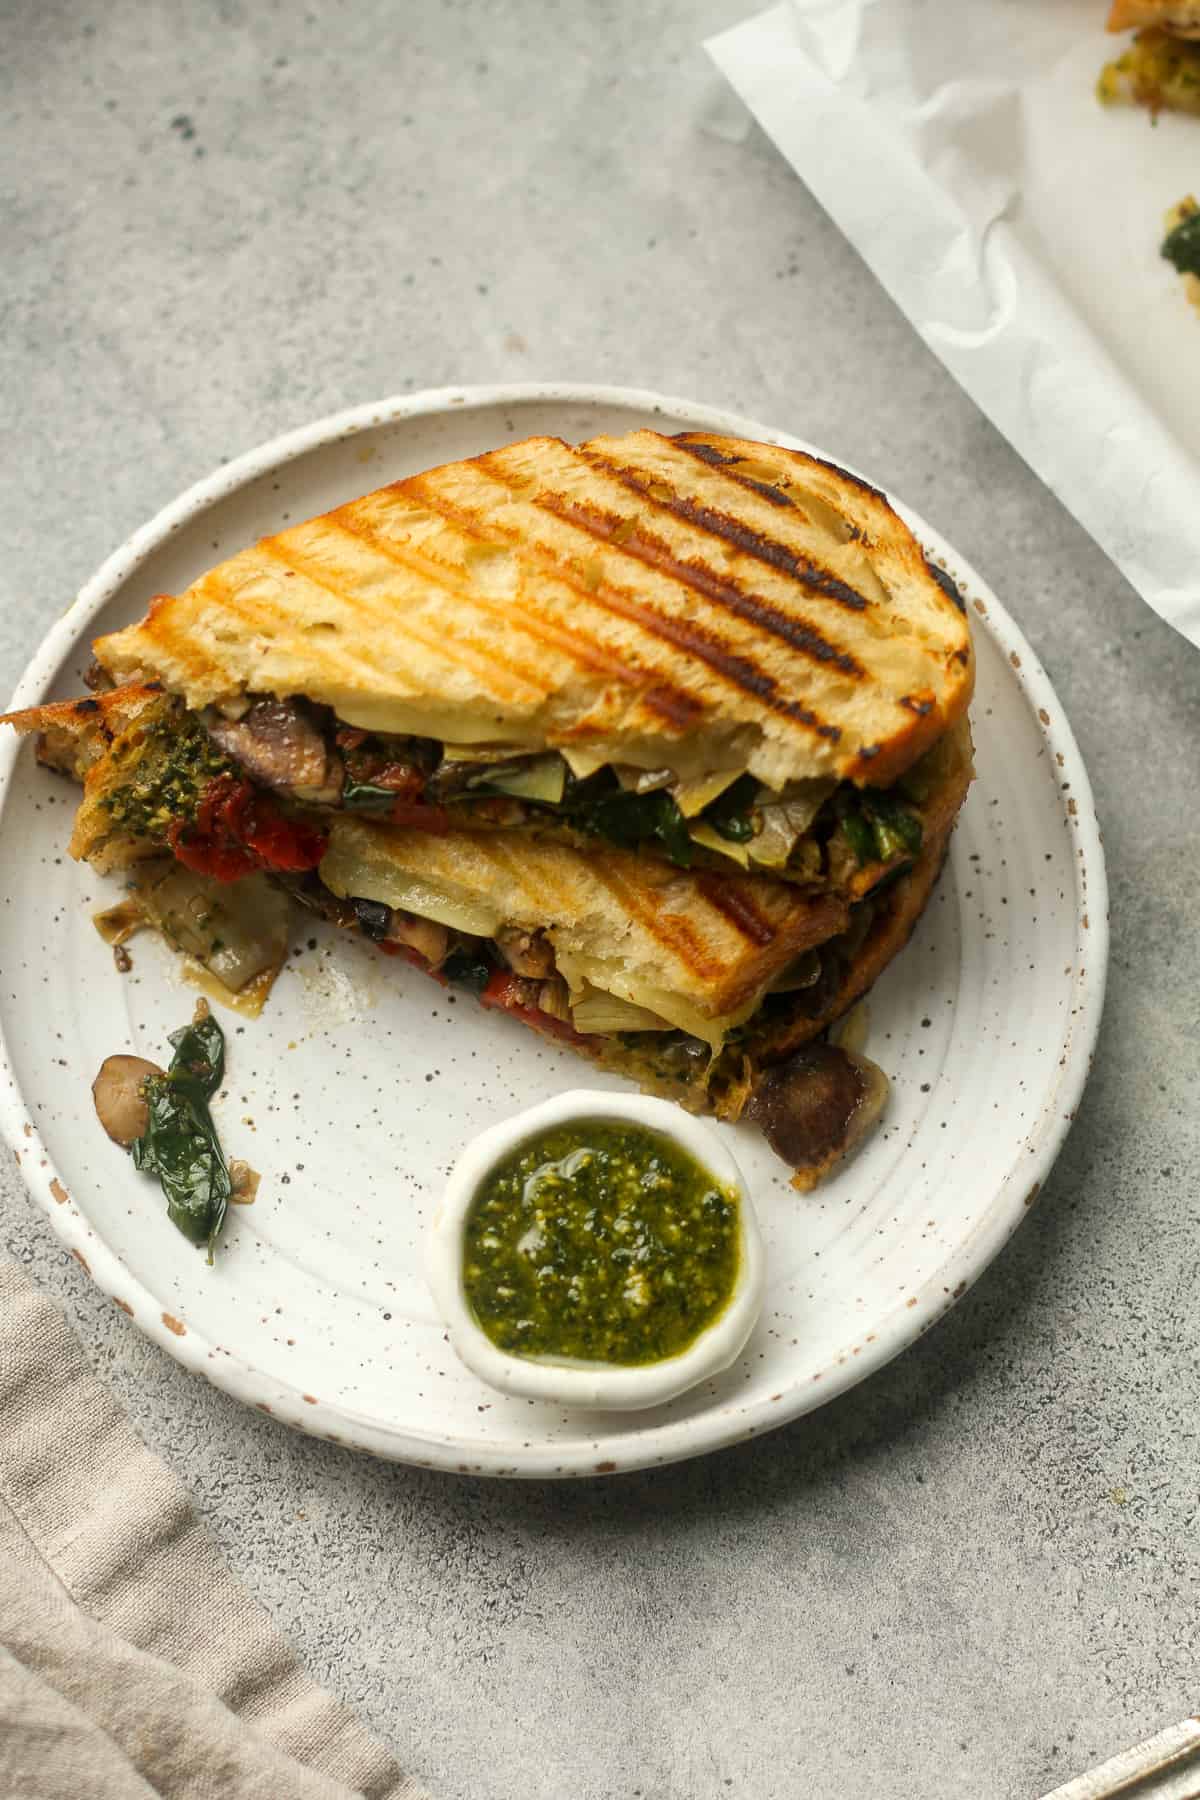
(92, 429), (973, 792)
(754, 812), (957, 1067)
(1108, 0), (1200, 33)
(0, 683), (164, 779)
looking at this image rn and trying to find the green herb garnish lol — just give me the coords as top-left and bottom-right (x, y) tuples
(1163, 208), (1200, 279)
(131, 1013), (231, 1261)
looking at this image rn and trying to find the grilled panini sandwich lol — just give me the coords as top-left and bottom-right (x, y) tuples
(1100, 2), (1200, 113)
(4, 428), (975, 1183)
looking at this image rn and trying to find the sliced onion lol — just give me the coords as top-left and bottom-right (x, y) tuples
(471, 754), (566, 804)
(747, 781), (836, 868)
(570, 984), (675, 1035)
(95, 858), (290, 996)
(439, 741), (543, 765)
(93, 899), (145, 947)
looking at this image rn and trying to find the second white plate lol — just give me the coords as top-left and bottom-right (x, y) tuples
(0, 384), (1107, 1476)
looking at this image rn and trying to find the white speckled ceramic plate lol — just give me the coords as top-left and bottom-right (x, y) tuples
(0, 385), (1107, 1477)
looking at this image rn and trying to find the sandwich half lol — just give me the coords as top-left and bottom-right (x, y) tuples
(4, 428), (974, 1184)
(1100, 2), (1200, 112)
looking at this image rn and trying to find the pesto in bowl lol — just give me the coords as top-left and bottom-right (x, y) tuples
(426, 1089), (765, 1412)
(462, 1120), (741, 1366)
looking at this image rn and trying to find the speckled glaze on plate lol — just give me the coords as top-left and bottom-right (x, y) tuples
(0, 385), (1107, 1478)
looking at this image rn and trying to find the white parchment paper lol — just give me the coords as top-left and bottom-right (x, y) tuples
(707, 0), (1200, 645)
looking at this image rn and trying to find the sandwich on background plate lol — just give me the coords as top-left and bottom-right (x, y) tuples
(1099, 1), (1200, 114)
(3, 428), (974, 1187)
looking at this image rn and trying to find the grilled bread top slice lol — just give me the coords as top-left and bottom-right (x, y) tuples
(94, 429), (973, 792)
(1108, 0), (1200, 33)
(318, 815), (850, 1047)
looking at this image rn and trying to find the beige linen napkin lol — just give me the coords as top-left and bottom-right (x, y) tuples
(0, 1260), (427, 1800)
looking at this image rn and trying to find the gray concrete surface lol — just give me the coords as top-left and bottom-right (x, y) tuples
(2, 3), (1198, 1797)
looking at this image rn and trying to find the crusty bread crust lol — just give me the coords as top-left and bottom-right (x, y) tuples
(1108, 0), (1200, 32)
(0, 683), (163, 778)
(93, 429), (973, 792)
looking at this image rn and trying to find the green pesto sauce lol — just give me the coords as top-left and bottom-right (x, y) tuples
(462, 1121), (740, 1365)
(105, 714), (232, 840)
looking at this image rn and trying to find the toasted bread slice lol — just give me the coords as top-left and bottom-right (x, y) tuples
(1108, 1), (1200, 34)
(1, 682), (164, 778)
(94, 430), (973, 792)
(318, 815), (849, 1048)
(313, 787), (959, 1123)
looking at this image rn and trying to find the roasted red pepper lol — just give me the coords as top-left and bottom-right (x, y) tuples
(168, 774), (327, 882)
(481, 970), (585, 1044)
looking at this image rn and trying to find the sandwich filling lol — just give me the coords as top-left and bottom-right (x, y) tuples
(13, 677), (971, 1128)
(93, 684), (959, 898)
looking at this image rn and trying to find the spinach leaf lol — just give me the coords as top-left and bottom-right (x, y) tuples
(834, 792), (878, 866)
(166, 1013), (225, 1095)
(131, 1013), (231, 1260)
(863, 792), (923, 860)
(566, 786), (693, 867)
(701, 775), (760, 844)
(1163, 209), (1200, 279)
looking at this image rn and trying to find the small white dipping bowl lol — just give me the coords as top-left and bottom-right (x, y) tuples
(425, 1088), (766, 1412)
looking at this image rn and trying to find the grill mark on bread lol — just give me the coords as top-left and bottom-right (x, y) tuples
(396, 478), (708, 734)
(694, 875), (778, 948)
(91, 428), (974, 793)
(924, 559), (967, 616)
(672, 437), (796, 510)
(262, 529), (551, 708)
(593, 496), (865, 671)
(536, 494), (843, 745)
(335, 504), (645, 696)
(583, 447), (872, 622)
(588, 860), (731, 985)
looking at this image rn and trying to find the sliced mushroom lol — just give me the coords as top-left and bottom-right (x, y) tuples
(205, 698), (342, 802)
(92, 1055), (164, 1148)
(747, 1042), (889, 1190)
(386, 910), (450, 967)
(494, 926), (556, 979)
